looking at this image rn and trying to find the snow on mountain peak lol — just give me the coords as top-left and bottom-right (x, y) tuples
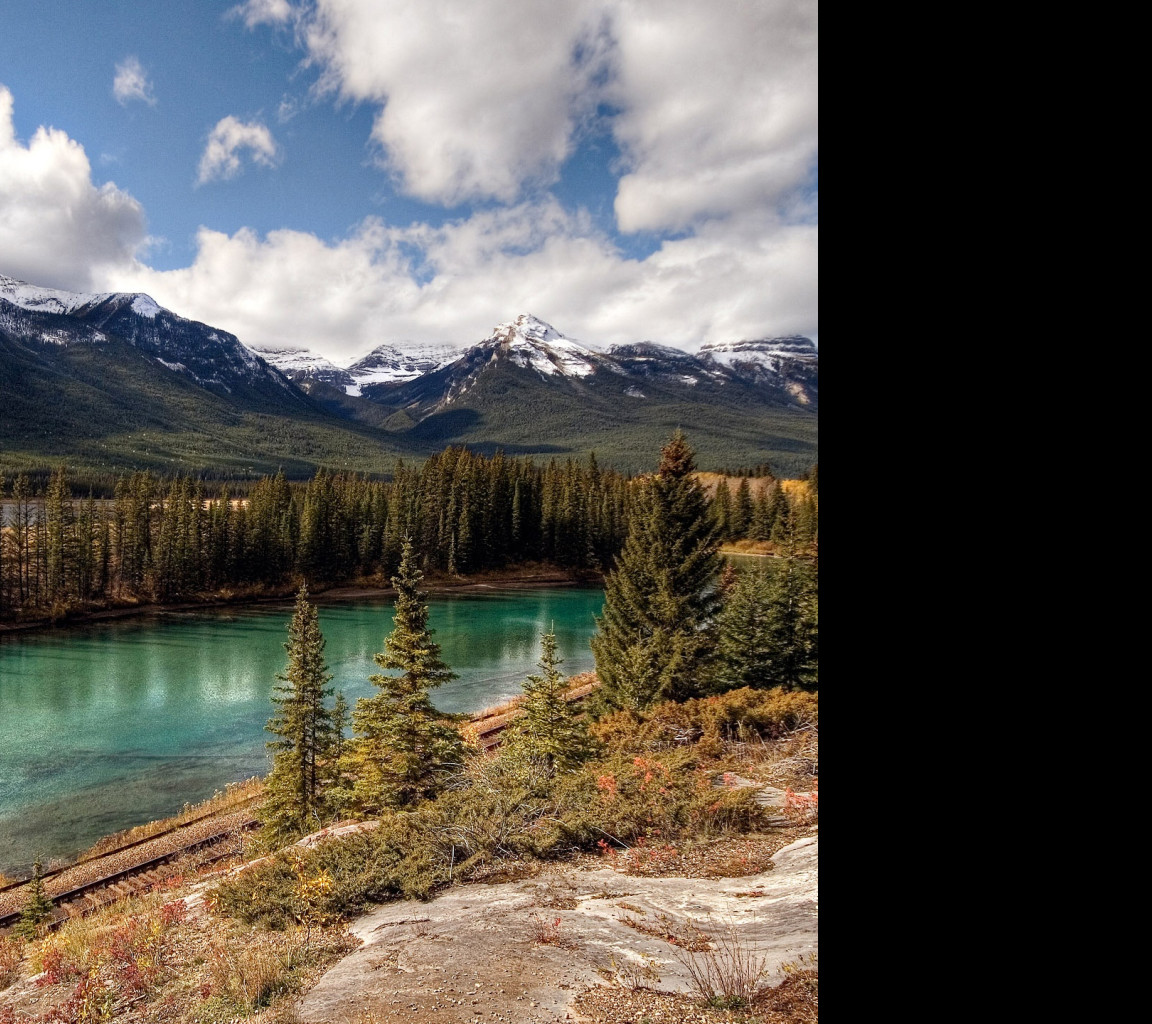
(485, 314), (596, 378)
(0, 274), (112, 316)
(130, 294), (161, 319)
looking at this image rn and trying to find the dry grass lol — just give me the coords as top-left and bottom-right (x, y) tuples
(620, 911), (712, 951)
(0, 935), (23, 991)
(671, 916), (773, 1010)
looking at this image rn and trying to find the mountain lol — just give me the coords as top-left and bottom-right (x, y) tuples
(1, 279), (817, 477)
(247, 344), (356, 392)
(0, 276), (416, 477)
(353, 314), (818, 474)
(345, 343), (460, 394)
(699, 337), (818, 404)
(0, 275), (293, 403)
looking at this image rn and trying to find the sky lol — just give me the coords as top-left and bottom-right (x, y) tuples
(0, 0), (817, 365)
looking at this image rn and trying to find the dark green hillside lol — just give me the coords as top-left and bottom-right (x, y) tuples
(366, 355), (819, 476)
(0, 333), (413, 478)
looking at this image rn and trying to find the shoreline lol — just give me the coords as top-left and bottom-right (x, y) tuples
(0, 567), (602, 637)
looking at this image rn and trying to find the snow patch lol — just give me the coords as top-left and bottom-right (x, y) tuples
(156, 358), (187, 372)
(344, 384), (363, 397)
(0, 274), (111, 315)
(131, 294), (161, 318)
(347, 343), (460, 385)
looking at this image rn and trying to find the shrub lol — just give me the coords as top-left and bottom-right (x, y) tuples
(0, 936), (23, 991)
(590, 687), (818, 754)
(671, 916), (771, 1010)
(211, 724), (771, 927)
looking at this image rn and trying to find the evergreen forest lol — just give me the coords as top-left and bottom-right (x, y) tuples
(0, 446), (816, 623)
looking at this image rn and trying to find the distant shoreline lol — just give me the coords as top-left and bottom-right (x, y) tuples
(0, 567), (600, 637)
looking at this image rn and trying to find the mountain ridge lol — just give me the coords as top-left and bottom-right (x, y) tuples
(1, 280), (818, 477)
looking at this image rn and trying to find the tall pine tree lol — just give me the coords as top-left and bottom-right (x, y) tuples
(259, 584), (336, 843)
(344, 538), (462, 812)
(591, 431), (722, 709)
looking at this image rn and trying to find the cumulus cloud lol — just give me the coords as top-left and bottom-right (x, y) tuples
(108, 201), (816, 363)
(0, 86), (147, 292)
(196, 116), (279, 184)
(294, 0), (817, 231)
(229, 0), (297, 29)
(112, 56), (157, 107)
(302, 0), (607, 205)
(608, 0), (818, 233)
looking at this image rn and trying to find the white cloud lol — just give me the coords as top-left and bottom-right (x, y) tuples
(196, 116), (280, 184)
(108, 201), (816, 363)
(294, 0), (817, 232)
(0, 85), (147, 292)
(302, 0), (607, 205)
(112, 57), (157, 107)
(608, 0), (818, 233)
(230, 0), (297, 29)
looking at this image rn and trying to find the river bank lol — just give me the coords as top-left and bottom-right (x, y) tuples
(0, 564), (599, 637)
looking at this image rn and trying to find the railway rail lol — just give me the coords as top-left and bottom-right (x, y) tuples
(0, 814), (258, 930)
(0, 796), (260, 896)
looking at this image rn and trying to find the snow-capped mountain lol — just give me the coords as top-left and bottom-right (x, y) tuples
(698, 337), (818, 403)
(251, 340), (461, 396)
(345, 343), (460, 394)
(0, 274), (292, 399)
(247, 345), (356, 391)
(372, 313), (818, 423)
(700, 337), (817, 373)
(484, 314), (599, 378)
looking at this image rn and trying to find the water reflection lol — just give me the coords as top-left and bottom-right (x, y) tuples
(0, 587), (603, 872)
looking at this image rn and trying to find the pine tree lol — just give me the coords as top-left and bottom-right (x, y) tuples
(731, 478), (753, 538)
(260, 584), (336, 843)
(15, 861), (54, 939)
(762, 557), (818, 690)
(713, 479), (733, 539)
(591, 431), (722, 709)
(345, 538), (462, 812)
(710, 564), (776, 692)
(506, 630), (588, 772)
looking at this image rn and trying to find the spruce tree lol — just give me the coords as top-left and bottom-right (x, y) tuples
(345, 538), (462, 812)
(710, 564), (777, 692)
(260, 584), (336, 843)
(591, 431), (722, 709)
(731, 478), (753, 538)
(506, 630), (588, 772)
(15, 861), (53, 939)
(762, 557), (818, 690)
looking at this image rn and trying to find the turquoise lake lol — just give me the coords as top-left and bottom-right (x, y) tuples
(0, 586), (603, 873)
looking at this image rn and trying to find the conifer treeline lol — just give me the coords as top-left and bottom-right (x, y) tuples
(0, 449), (816, 621)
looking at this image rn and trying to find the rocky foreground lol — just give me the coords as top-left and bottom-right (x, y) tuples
(297, 834), (817, 1024)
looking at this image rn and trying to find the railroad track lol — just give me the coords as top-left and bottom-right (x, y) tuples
(0, 815), (259, 930)
(0, 794), (261, 896)
(469, 680), (598, 750)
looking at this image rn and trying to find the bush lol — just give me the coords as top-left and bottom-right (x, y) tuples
(590, 687), (818, 754)
(211, 742), (769, 928)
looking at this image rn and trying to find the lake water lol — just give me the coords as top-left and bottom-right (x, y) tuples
(0, 586), (604, 873)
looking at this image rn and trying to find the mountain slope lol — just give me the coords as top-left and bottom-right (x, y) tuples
(0, 278), (420, 476)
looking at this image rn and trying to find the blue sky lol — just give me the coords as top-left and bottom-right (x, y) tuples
(0, 0), (817, 363)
